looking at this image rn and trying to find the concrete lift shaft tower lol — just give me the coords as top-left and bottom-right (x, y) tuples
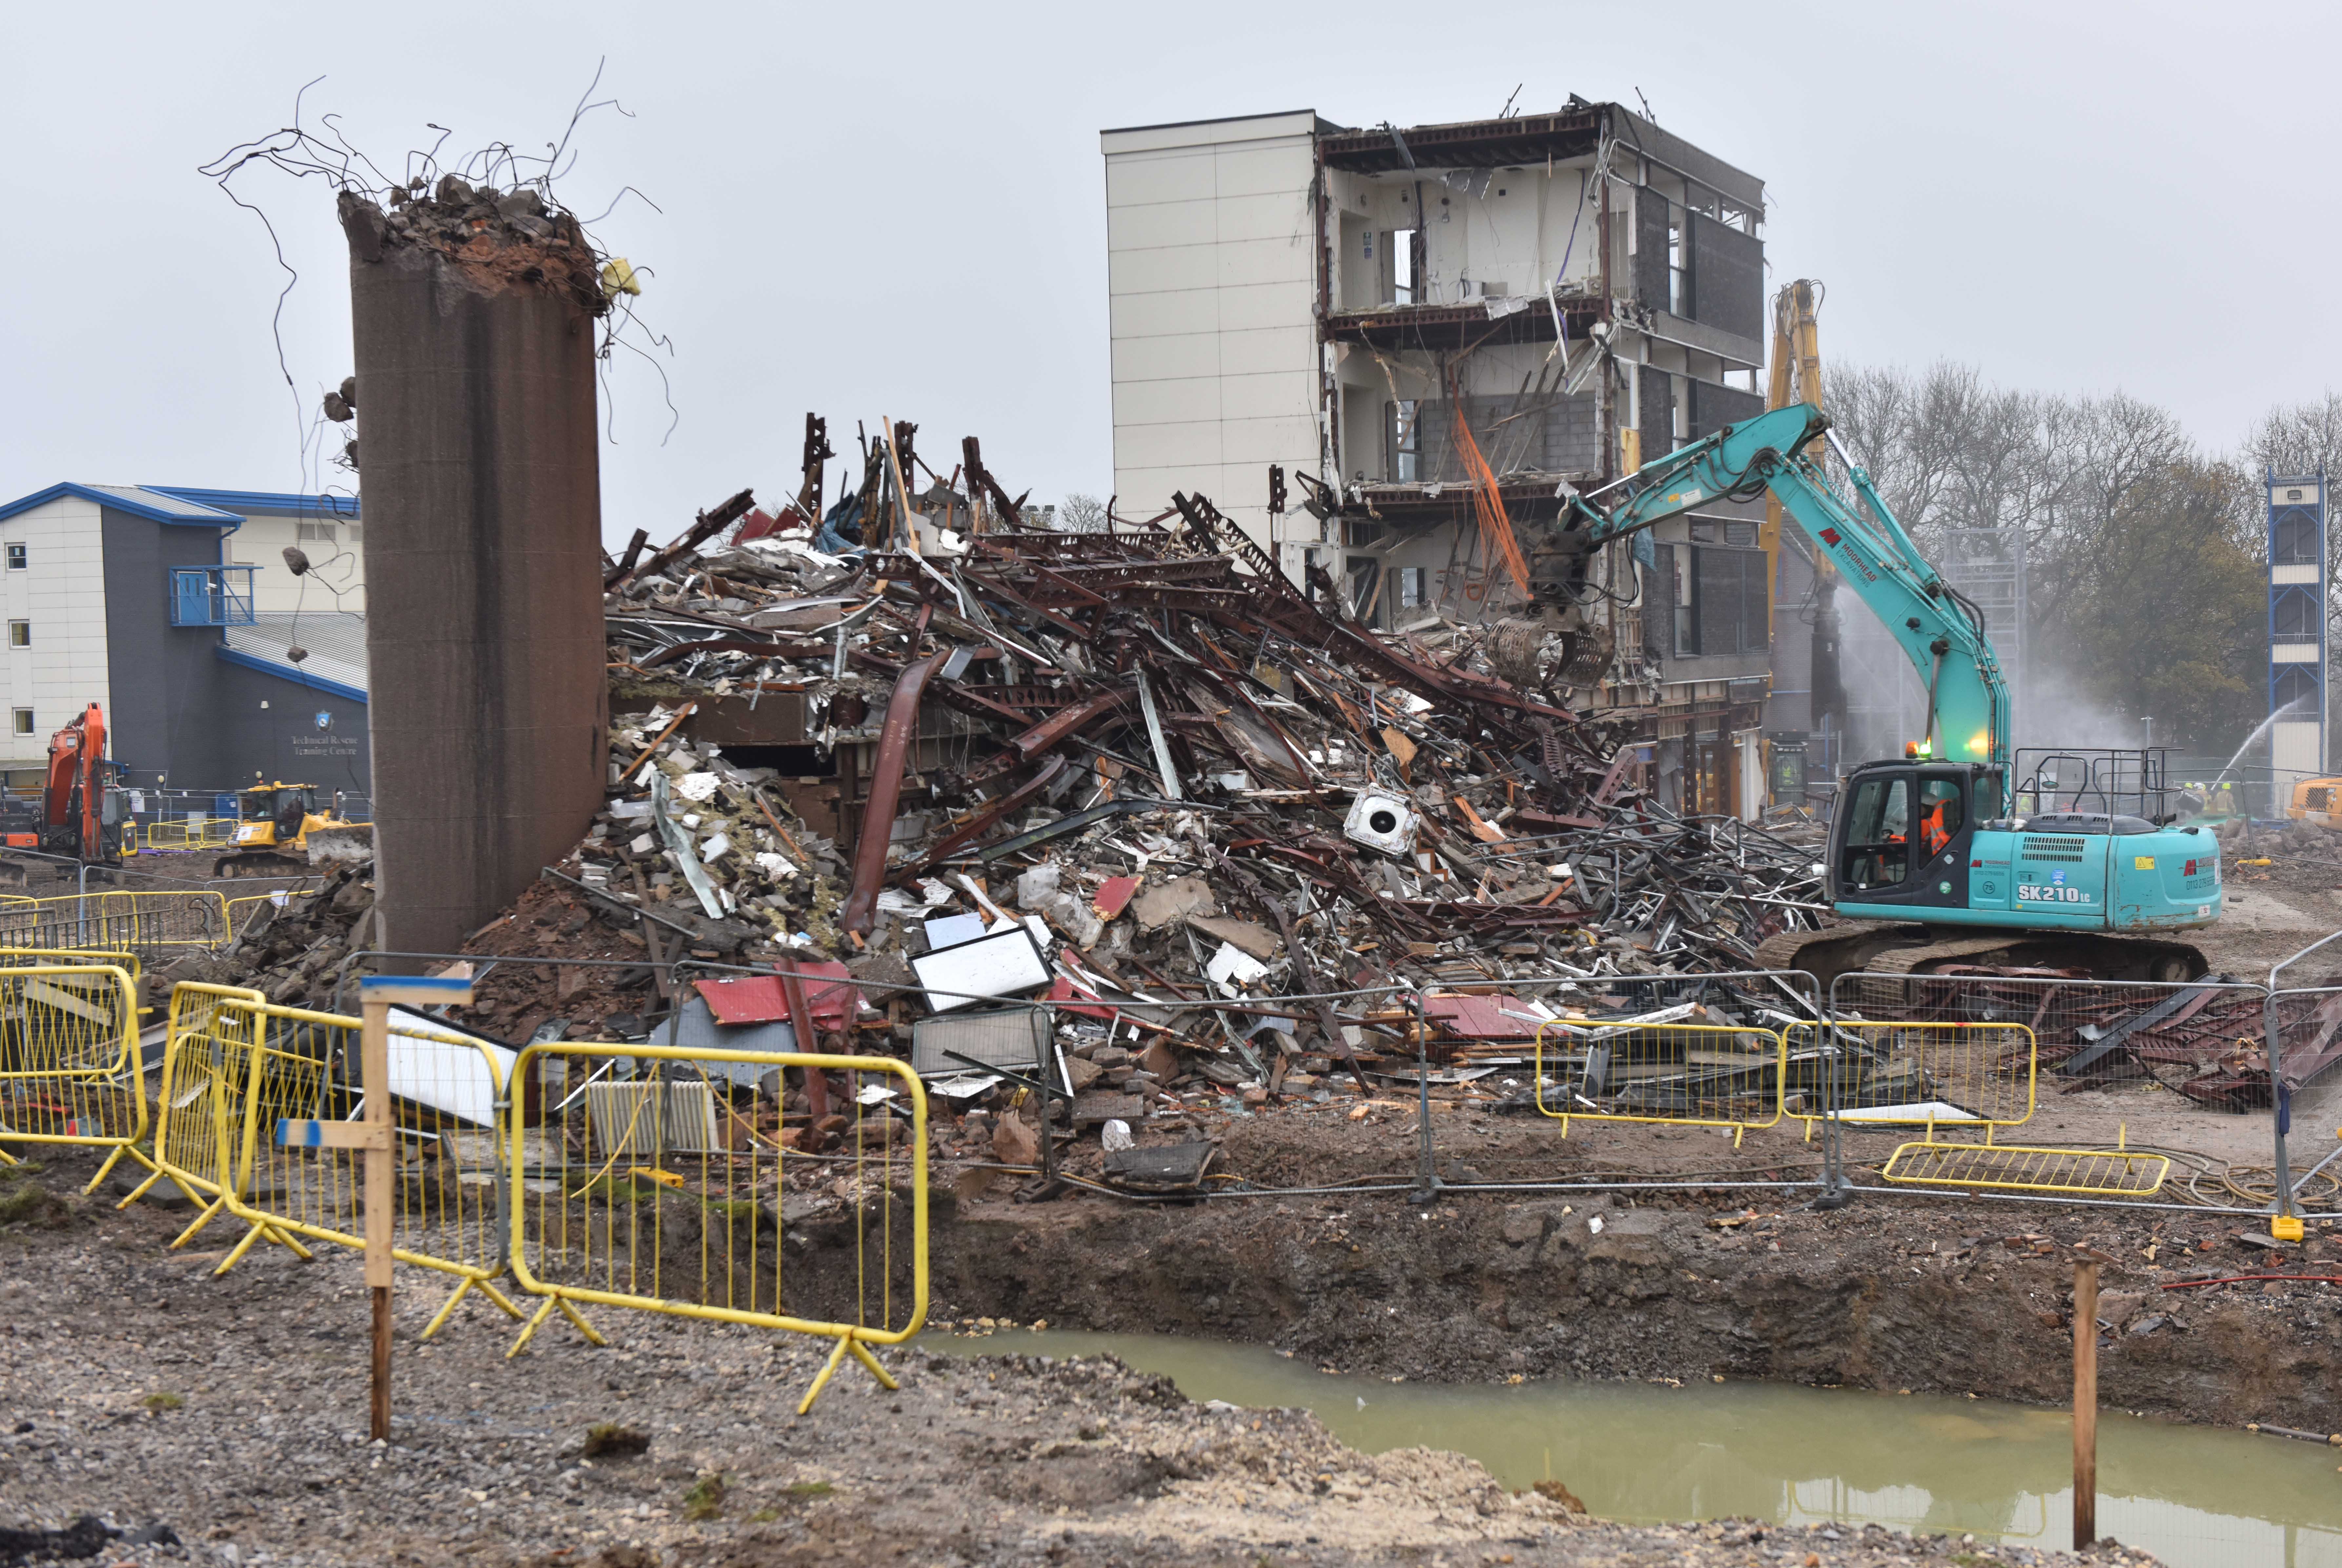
(339, 182), (609, 957)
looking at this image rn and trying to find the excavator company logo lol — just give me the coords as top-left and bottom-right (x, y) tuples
(1818, 528), (1840, 545)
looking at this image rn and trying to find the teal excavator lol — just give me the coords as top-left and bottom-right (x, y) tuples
(1555, 402), (2220, 984)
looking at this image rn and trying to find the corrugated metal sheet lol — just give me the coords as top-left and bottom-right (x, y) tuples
(223, 611), (368, 694)
(82, 484), (241, 520)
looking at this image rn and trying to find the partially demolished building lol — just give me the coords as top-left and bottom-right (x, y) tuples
(1102, 103), (1775, 817)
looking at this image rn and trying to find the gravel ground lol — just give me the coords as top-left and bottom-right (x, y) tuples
(0, 1155), (2163, 1568)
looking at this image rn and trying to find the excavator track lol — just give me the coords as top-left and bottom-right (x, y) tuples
(217, 851), (309, 879)
(1754, 923), (2207, 992)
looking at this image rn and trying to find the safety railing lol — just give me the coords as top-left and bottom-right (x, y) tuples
(135, 818), (238, 853)
(1535, 1019), (1787, 1146)
(130, 982), (265, 1213)
(0, 890), (230, 960)
(1831, 970), (2273, 1111)
(133, 984), (522, 1335)
(0, 964), (150, 1193)
(0, 946), (141, 982)
(507, 1041), (927, 1411)
(1781, 1019), (2037, 1133)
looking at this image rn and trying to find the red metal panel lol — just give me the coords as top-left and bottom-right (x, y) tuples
(694, 975), (790, 1026)
(1424, 994), (1539, 1040)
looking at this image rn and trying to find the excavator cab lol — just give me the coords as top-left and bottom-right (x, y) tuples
(236, 784), (317, 842)
(1832, 761), (1998, 910)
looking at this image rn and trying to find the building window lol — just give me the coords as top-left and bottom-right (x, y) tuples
(11, 710), (31, 736)
(1387, 401), (1420, 482)
(1397, 566), (1427, 611)
(1664, 544), (1696, 656)
(6, 622), (25, 649)
(298, 521), (337, 544)
(1666, 204), (1690, 316)
(2275, 513), (2321, 564)
(4, 545), (23, 571)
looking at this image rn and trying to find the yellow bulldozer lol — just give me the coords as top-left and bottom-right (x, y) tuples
(218, 783), (371, 877)
(2286, 777), (2342, 830)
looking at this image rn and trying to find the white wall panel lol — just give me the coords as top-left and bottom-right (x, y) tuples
(1105, 151), (1219, 207)
(1112, 375), (1223, 428)
(1212, 143), (1314, 198)
(1215, 237), (1312, 289)
(1108, 198), (1220, 253)
(1113, 419), (1224, 471)
(1108, 243), (1221, 297)
(1218, 325), (1312, 377)
(1111, 288), (1219, 340)
(1111, 331), (1223, 385)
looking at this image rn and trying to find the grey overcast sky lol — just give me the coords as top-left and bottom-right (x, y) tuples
(4, 1), (2334, 547)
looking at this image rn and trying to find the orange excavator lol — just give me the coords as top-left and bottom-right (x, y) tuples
(37, 703), (123, 864)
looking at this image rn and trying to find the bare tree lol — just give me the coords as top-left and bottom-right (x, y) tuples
(1827, 362), (2259, 753)
(1057, 493), (1109, 533)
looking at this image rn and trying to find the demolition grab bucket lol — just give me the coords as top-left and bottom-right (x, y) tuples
(131, 983), (523, 1336)
(505, 1042), (927, 1413)
(0, 963), (149, 1192)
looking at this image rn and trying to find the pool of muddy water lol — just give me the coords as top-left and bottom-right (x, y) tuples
(928, 1328), (2342, 1568)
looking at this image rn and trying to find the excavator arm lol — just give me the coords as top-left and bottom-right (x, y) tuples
(1557, 402), (2010, 767)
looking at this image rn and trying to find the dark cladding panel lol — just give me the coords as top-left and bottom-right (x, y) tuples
(1637, 369), (1672, 460)
(1688, 380), (1765, 445)
(1633, 187), (1669, 312)
(1689, 215), (1762, 341)
(1695, 546), (1767, 656)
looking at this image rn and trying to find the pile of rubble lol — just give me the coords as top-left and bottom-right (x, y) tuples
(181, 419), (1845, 1178)
(152, 864), (377, 1011)
(427, 421), (1835, 1175)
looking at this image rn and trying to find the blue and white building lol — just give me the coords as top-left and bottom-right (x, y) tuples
(0, 484), (368, 795)
(2268, 470), (2325, 808)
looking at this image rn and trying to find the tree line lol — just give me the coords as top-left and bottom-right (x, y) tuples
(1826, 364), (2337, 755)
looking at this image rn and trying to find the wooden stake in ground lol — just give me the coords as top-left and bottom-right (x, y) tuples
(2073, 1258), (2098, 1549)
(359, 975), (473, 1440)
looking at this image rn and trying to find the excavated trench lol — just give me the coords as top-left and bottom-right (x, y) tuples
(890, 1185), (2342, 1435)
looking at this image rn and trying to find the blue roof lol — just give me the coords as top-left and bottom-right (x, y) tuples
(0, 483), (360, 532)
(0, 482), (244, 531)
(150, 488), (359, 519)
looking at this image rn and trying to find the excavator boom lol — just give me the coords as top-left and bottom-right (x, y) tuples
(1558, 402), (2214, 983)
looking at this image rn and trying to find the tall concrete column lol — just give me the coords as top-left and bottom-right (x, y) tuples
(341, 185), (608, 957)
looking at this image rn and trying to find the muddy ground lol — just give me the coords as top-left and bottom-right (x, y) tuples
(0, 1153), (2161, 1568)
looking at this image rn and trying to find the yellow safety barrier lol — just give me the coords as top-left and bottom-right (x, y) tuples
(1782, 1021), (2036, 1137)
(507, 1042), (927, 1412)
(0, 890), (230, 959)
(1533, 1018), (1785, 1147)
(126, 983), (264, 1212)
(0, 964), (152, 1192)
(137, 818), (236, 853)
(1880, 1133), (2171, 1198)
(130, 984), (522, 1336)
(0, 947), (141, 982)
